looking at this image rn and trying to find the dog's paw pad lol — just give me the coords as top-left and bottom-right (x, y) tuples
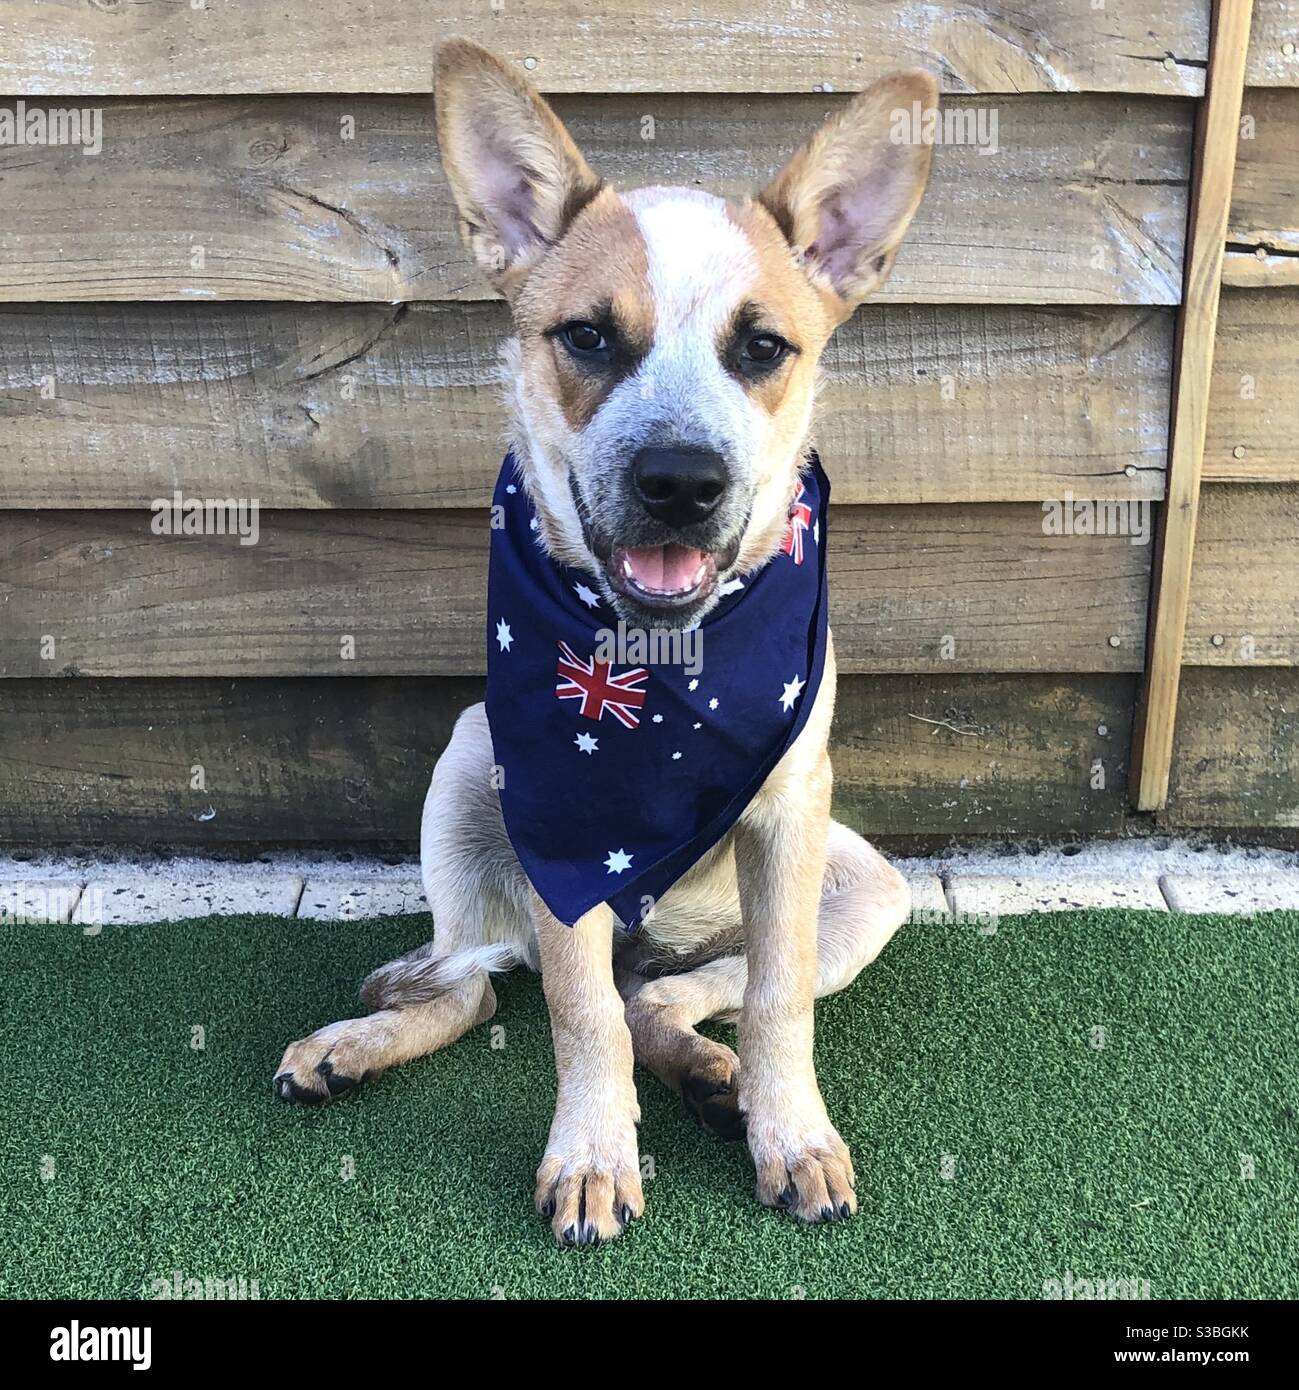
(317, 1058), (366, 1096)
(681, 1069), (746, 1142)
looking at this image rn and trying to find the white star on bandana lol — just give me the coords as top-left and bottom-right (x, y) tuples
(780, 675), (806, 711)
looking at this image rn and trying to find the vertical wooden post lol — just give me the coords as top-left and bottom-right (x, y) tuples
(1132, 0), (1254, 812)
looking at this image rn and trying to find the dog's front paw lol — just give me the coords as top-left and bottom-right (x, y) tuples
(747, 1113), (856, 1224)
(534, 1111), (644, 1246)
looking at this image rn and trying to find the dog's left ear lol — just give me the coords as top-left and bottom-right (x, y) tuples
(759, 71), (938, 318)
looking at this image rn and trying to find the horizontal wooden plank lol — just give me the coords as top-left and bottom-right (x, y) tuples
(0, 673), (1137, 843)
(1167, 668), (1299, 829)
(1222, 86), (1299, 283)
(0, 301), (1173, 508)
(1222, 247), (1299, 285)
(1184, 484), (1299, 664)
(1247, 2), (1299, 87)
(1205, 289), (1299, 482)
(0, 3), (1208, 96)
(1229, 90), (1299, 272)
(1217, 81), (1299, 282)
(0, 677), (475, 844)
(833, 674), (1137, 837)
(0, 93), (1191, 305)
(0, 506), (1149, 678)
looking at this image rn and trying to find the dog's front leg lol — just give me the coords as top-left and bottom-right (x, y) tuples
(533, 897), (644, 1245)
(734, 753), (856, 1223)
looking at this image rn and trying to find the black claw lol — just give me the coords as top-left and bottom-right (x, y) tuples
(541, 1199), (555, 1219)
(274, 1071), (326, 1105)
(620, 1203), (633, 1225)
(562, 1225), (577, 1247)
(839, 1201), (851, 1219)
(820, 1204), (835, 1222)
(777, 1184), (797, 1209)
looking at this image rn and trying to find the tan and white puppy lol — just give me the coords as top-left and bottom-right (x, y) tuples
(276, 39), (937, 1247)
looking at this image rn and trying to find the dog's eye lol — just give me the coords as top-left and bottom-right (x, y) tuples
(562, 321), (607, 353)
(743, 333), (787, 365)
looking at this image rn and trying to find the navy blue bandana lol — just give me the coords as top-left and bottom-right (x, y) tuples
(485, 452), (830, 930)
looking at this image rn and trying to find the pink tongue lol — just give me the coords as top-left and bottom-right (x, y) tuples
(625, 544), (705, 593)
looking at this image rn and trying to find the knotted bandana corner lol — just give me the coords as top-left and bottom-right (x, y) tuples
(485, 453), (830, 929)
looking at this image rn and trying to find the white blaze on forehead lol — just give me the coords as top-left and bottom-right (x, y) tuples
(619, 188), (759, 455)
(624, 187), (758, 331)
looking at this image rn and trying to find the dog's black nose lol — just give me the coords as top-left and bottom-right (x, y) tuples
(632, 447), (727, 528)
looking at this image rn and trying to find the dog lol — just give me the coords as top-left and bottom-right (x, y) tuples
(276, 38), (937, 1247)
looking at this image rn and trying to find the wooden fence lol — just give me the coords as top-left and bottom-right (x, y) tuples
(0, 1), (1294, 843)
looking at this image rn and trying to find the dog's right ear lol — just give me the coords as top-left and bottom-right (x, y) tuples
(434, 38), (602, 296)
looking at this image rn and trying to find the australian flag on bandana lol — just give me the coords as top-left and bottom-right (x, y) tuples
(485, 451), (831, 930)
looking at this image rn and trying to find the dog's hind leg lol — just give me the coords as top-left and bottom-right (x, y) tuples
(274, 893), (517, 1104)
(273, 976), (498, 1104)
(622, 956), (749, 1139)
(623, 822), (910, 1138)
(275, 703), (532, 1104)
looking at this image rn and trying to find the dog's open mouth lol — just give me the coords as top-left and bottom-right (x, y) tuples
(606, 544), (719, 608)
(569, 471), (742, 613)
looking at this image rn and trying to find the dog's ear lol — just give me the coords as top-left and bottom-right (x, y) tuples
(434, 37), (602, 296)
(758, 71), (938, 317)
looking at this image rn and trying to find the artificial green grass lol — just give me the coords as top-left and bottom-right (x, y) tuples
(3, 908), (1296, 1299)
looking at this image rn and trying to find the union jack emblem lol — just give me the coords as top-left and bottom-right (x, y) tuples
(556, 641), (649, 728)
(781, 482), (814, 565)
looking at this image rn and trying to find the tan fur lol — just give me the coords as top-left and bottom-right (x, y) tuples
(274, 980), (496, 1103)
(531, 898), (644, 1243)
(722, 200), (835, 416)
(275, 38), (936, 1245)
(510, 189), (654, 432)
(717, 197), (842, 572)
